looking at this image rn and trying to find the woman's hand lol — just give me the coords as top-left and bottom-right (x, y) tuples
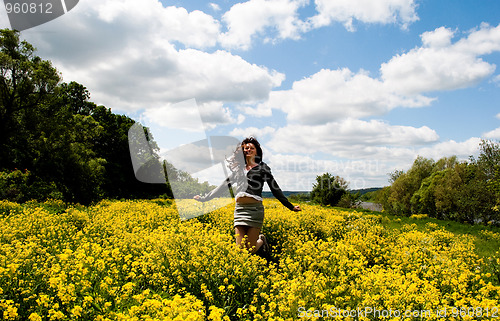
(193, 195), (201, 202)
(292, 205), (301, 212)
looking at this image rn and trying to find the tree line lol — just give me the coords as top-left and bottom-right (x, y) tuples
(310, 139), (499, 225)
(0, 29), (213, 204)
(376, 140), (500, 224)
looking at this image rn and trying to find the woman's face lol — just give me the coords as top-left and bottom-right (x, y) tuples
(242, 143), (257, 158)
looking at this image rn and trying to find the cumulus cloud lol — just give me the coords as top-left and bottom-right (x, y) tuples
(20, 0), (284, 116)
(237, 102), (273, 118)
(264, 24), (500, 125)
(79, 0), (221, 49)
(381, 24), (500, 95)
(198, 102), (244, 130)
(265, 152), (398, 190)
(264, 127), (482, 189)
(50, 45), (284, 112)
(416, 138), (482, 160)
(229, 126), (277, 139)
(5, 0), (494, 189)
(218, 0), (421, 49)
(267, 119), (439, 157)
(219, 0), (309, 50)
(310, 0), (419, 31)
(142, 99), (205, 133)
(142, 99), (243, 133)
(0, 6), (9, 28)
(258, 24), (498, 188)
(483, 127), (500, 140)
(266, 68), (433, 124)
(264, 136), (483, 190)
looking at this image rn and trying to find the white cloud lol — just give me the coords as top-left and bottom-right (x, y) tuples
(143, 99), (205, 132)
(198, 102), (242, 130)
(310, 0), (419, 31)
(497, 113), (500, 120)
(142, 99), (243, 133)
(416, 137), (482, 160)
(218, 0), (420, 49)
(264, 153), (390, 190)
(21, 0), (284, 113)
(49, 47), (284, 112)
(420, 26), (454, 47)
(264, 138), (481, 190)
(493, 75), (500, 86)
(209, 3), (221, 11)
(266, 120), (480, 173)
(483, 127), (500, 140)
(219, 0), (309, 50)
(264, 24), (500, 125)
(266, 68), (433, 124)
(229, 126), (277, 139)
(267, 119), (439, 157)
(264, 129), (482, 188)
(5, 1), (493, 189)
(81, 0), (221, 49)
(381, 24), (500, 95)
(237, 102), (273, 117)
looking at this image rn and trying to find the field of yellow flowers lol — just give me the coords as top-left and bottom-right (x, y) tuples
(0, 198), (499, 320)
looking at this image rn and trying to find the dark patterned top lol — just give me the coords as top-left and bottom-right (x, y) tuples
(199, 161), (295, 210)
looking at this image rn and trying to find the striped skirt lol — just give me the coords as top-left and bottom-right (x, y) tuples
(234, 202), (265, 228)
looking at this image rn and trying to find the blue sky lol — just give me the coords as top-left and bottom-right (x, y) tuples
(2, 0), (499, 190)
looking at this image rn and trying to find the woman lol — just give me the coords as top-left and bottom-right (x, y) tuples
(194, 137), (301, 254)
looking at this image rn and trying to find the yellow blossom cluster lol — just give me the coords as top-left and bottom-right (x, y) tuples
(0, 198), (498, 320)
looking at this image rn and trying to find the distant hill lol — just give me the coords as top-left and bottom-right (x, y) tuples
(349, 187), (383, 195)
(262, 188), (383, 198)
(262, 191), (310, 198)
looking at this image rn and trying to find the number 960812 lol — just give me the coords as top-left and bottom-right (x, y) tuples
(5, 2), (53, 14)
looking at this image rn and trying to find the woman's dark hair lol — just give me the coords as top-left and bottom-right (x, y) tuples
(226, 143), (245, 172)
(241, 136), (263, 163)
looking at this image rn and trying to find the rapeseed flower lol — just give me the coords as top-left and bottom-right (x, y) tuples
(0, 199), (498, 320)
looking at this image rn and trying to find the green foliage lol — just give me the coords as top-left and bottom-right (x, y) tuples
(310, 172), (348, 207)
(0, 169), (30, 202)
(289, 193), (311, 202)
(337, 191), (360, 208)
(477, 139), (500, 210)
(0, 29), (177, 203)
(358, 189), (381, 202)
(375, 186), (391, 210)
(411, 168), (462, 220)
(384, 156), (436, 215)
(379, 141), (500, 225)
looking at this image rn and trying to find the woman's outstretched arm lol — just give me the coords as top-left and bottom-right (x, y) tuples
(194, 172), (235, 202)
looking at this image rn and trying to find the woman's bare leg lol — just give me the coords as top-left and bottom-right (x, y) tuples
(235, 225), (263, 253)
(234, 225), (248, 248)
(246, 227), (263, 254)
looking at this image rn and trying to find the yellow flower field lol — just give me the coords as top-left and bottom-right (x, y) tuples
(0, 198), (499, 320)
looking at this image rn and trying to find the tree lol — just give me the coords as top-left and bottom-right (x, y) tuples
(380, 146), (499, 224)
(91, 106), (171, 199)
(0, 30), (226, 203)
(384, 157), (435, 215)
(469, 140), (500, 223)
(0, 30), (107, 203)
(411, 167), (463, 220)
(477, 139), (500, 179)
(0, 29), (60, 170)
(310, 173), (348, 207)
